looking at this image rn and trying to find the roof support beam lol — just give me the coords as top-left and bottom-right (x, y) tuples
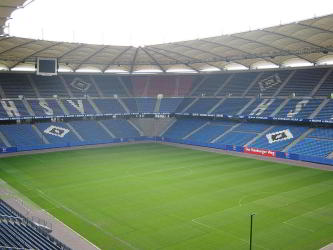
(148, 46), (219, 70)
(102, 46), (132, 72)
(172, 43), (228, 61)
(141, 47), (165, 72)
(145, 47), (199, 72)
(0, 39), (36, 56)
(73, 45), (108, 71)
(10, 42), (63, 69)
(296, 23), (333, 36)
(261, 29), (328, 50)
(199, 39), (279, 67)
(130, 47), (139, 73)
(231, 34), (314, 64)
(58, 44), (85, 60)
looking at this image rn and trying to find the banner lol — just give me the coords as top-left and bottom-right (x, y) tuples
(243, 146), (276, 157)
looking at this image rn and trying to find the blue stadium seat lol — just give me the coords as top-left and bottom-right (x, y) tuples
(242, 98), (284, 117)
(315, 100), (333, 121)
(94, 98), (126, 114)
(275, 99), (322, 119)
(100, 120), (140, 138)
(249, 125), (308, 151)
(163, 119), (207, 139)
(0, 73), (36, 98)
(186, 98), (220, 113)
(28, 99), (65, 116)
(218, 72), (258, 96)
(159, 98), (184, 113)
(187, 123), (232, 142)
(289, 138), (333, 157)
(211, 98), (251, 115)
(93, 75), (128, 97)
(32, 75), (69, 98)
(192, 75), (229, 96)
(0, 124), (42, 147)
(278, 68), (327, 97)
(69, 120), (112, 143)
(135, 98), (157, 113)
(62, 99), (96, 115)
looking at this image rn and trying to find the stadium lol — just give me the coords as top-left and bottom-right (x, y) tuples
(0, 1), (333, 249)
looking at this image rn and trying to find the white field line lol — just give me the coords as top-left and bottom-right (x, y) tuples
(282, 221), (314, 233)
(281, 203), (333, 233)
(37, 189), (138, 250)
(238, 192), (274, 207)
(191, 219), (270, 250)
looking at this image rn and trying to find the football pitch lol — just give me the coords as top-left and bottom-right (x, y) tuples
(0, 143), (332, 250)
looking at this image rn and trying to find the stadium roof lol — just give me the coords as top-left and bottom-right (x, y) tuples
(0, 14), (332, 73)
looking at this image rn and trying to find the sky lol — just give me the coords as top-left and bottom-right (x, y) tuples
(6, 0), (333, 47)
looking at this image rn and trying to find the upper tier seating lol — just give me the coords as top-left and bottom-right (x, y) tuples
(0, 74), (36, 98)
(277, 68), (327, 97)
(159, 98), (184, 113)
(186, 98), (220, 113)
(135, 98), (157, 113)
(122, 98), (138, 113)
(147, 76), (176, 96)
(246, 71), (292, 97)
(0, 100), (30, 118)
(174, 98), (195, 113)
(178, 76), (196, 96)
(314, 69), (333, 97)
(192, 75), (229, 96)
(242, 98), (284, 117)
(218, 72), (258, 96)
(93, 98), (126, 114)
(93, 75), (127, 97)
(28, 99), (65, 116)
(32, 75), (69, 98)
(62, 75), (100, 97)
(275, 98), (323, 119)
(131, 76), (148, 96)
(211, 98), (251, 115)
(315, 100), (333, 120)
(61, 99), (96, 115)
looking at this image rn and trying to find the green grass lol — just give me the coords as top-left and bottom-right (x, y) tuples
(0, 143), (333, 250)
